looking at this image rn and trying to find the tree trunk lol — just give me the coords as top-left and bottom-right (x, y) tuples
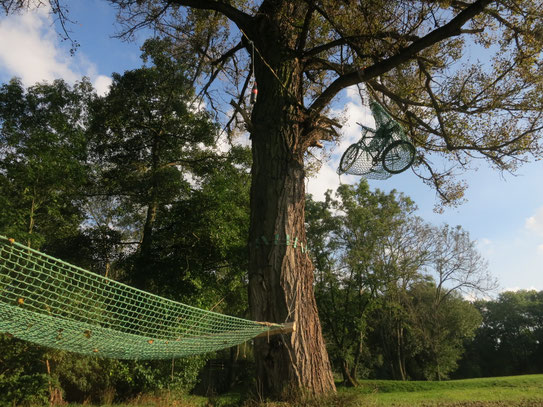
(397, 324), (407, 381)
(140, 199), (158, 257)
(350, 332), (363, 384)
(28, 190), (37, 248)
(340, 359), (358, 387)
(140, 134), (160, 260)
(248, 130), (335, 395)
(244, 4), (335, 397)
(135, 136), (159, 289)
(247, 50), (335, 397)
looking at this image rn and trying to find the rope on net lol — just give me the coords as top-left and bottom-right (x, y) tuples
(0, 235), (285, 359)
(338, 101), (416, 179)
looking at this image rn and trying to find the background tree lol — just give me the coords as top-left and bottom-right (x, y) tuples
(306, 182), (425, 386)
(0, 77), (100, 406)
(372, 224), (491, 381)
(402, 224), (495, 380)
(308, 182), (490, 383)
(89, 38), (218, 290)
(0, 78), (92, 249)
(145, 145), (252, 306)
(4, 0), (543, 396)
(400, 282), (482, 381)
(426, 225), (497, 300)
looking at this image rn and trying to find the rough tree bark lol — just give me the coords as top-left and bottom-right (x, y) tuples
(246, 7), (335, 396)
(248, 129), (335, 395)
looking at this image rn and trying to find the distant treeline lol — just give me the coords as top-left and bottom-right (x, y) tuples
(455, 290), (543, 379)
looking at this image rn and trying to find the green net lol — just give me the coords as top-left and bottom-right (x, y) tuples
(0, 235), (282, 359)
(338, 101), (415, 178)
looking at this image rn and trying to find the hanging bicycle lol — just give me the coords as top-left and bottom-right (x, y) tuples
(338, 101), (416, 180)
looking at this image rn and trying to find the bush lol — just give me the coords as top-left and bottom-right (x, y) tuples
(0, 335), (51, 407)
(54, 353), (209, 403)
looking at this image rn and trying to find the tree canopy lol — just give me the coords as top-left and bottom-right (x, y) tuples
(90, 0), (543, 206)
(0, 77), (92, 248)
(5, 0), (543, 203)
(306, 182), (490, 384)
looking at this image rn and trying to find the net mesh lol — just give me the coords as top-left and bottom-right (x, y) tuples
(338, 101), (415, 178)
(338, 127), (392, 179)
(0, 235), (282, 359)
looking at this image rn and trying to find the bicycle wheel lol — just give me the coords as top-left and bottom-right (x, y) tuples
(381, 140), (416, 174)
(338, 144), (361, 174)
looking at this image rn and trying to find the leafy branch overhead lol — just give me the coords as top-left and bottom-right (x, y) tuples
(94, 0), (543, 207)
(6, 0), (543, 205)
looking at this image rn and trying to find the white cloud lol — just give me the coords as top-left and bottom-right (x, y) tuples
(525, 207), (543, 256)
(93, 75), (112, 96)
(503, 286), (539, 293)
(525, 207), (543, 236)
(306, 163), (339, 201)
(0, 7), (111, 95)
(0, 7), (80, 85)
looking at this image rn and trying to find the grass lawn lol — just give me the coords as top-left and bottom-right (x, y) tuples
(340, 374), (543, 406)
(65, 374), (543, 406)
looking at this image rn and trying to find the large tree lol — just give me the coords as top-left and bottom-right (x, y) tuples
(4, 0), (543, 396)
(89, 38), (217, 289)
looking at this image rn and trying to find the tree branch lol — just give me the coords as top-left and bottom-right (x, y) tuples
(296, 1), (315, 54)
(304, 57), (350, 74)
(168, 0), (253, 32)
(368, 80), (429, 108)
(417, 59), (453, 150)
(308, 0), (493, 114)
(193, 41), (244, 104)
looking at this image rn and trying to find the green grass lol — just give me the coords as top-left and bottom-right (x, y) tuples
(63, 375), (543, 407)
(339, 374), (543, 406)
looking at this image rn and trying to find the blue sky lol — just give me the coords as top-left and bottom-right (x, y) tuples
(0, 1), (542, 294)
